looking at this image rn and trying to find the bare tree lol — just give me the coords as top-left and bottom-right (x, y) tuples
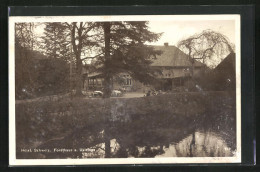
(177, 29), (235, 77)
(15, 23), (36, 50)
(65, 22), (99, 96)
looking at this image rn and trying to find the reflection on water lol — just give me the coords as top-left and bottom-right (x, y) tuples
(157, 131), (234, 157)
(82, 139), (118, 158)
(82, 131), (235, 158)
(23, 109), (236, 159)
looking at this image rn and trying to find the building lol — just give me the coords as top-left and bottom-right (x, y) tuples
(209, 53), (236, 91)
(83, 43), (205, 92)
(149, 43), (204, 91)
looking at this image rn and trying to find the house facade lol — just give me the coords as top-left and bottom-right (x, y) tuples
(83, 43), (204, 92)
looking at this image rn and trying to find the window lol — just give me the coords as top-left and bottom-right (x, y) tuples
(165, 73), (172, 77)
(125, 78), (132, 86)
(122, 74), (132, 86)
(184, 68), (191, 76)
(174, 78), (184, 87)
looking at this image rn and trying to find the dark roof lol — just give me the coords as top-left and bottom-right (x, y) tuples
(87, 72), (103, 78)
(151, 45), (204, 67)
(214, 53), (235, 72)
(208, 53), (236, 91)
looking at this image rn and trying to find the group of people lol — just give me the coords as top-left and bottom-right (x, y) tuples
(145, 89), (162, 97)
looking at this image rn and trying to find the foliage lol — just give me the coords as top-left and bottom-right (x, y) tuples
(15, 23), (39, 99)
(41, 23), (71, 61)
(15, 43), (39, 99)
(16, 22), (162, 97)
(36, 58), (70, 96)
(64, 22), (100, 96)
(15, 23), (36, 49)
(102, 44), (162, 85)
(94, 21), (162, 97)
(15, 42), (70, 99)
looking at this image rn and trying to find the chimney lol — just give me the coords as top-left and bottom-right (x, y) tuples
(164, 42), (169, 46)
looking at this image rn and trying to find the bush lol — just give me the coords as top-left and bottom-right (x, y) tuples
(36, 58), (70, 96)
(15, 44), (70, 99)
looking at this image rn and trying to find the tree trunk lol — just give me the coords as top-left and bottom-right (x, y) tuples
(189, 131), (196, 157)
(103, 22), (112, 158)
(187, 58), (195, 91)
(191, 58), (195, 78)
(104, 128), (111, 158)
(75, 55), (83, 96)
(70, 22), (83, 97)
(103, 22), (112, 98)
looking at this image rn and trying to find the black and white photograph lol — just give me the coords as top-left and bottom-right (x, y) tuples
(9, 15), (241, 165)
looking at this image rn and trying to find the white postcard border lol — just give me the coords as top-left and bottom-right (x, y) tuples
(9, 14), (241, 166)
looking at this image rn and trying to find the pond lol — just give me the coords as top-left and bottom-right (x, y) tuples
(16, 92), (236, 159)
(81, 130), (235, 158)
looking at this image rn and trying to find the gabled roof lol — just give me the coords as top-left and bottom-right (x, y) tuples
(214, 53), (235, 72)
(208, 53), (236, 91)
(151, 45), (204, 67)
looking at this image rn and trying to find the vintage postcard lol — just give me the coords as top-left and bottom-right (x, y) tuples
(9, 15), (241, 165)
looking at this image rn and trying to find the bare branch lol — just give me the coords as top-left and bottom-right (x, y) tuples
(177, 29), (234, 68)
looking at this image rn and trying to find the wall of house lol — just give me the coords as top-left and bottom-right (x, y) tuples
(113, 77), (146, 92)
(83, 67), (203, 92)
(114, 67), (204, 92)
(156, 67), (202, 79)
(83, 78), (104, 91)
(113, 73), (133, 91)
(193, 67), (204, 76)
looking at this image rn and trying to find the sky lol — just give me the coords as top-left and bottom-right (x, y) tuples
(34, 20), (235, 46)
(148, 20), (235, 46)
(147, 20), (236, 67)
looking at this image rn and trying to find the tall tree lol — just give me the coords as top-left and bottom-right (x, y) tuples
(65, 22), (98, 96)
(177, 30), (234, 141)
(42, 23), (71, 61)
(96, 21), (162, 98)
(177, 29), (234, 76)
(93, 21), (162, 158)
(15, 23), (36, 49)
(41, 22), (99, 96)
(15, 23), (39, 99)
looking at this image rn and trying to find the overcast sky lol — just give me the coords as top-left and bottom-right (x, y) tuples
(148, 20), (235, 46)
(34, 20), (235, 47)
